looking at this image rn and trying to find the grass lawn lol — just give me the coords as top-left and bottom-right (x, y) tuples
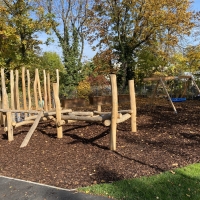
(78, 163), (200, 200)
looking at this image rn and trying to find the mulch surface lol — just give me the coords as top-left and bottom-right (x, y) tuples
(0, 97), (200, 189)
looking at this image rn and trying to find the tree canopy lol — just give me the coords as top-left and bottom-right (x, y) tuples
(0, 0), (50, 69)
(86, 0), (197, 88)
(0, 0), (200, 93)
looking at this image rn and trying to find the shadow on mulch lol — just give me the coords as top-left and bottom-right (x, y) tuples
(0, 98), (199, 189)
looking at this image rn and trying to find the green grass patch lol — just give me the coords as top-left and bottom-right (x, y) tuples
(78, 163), (200, 200)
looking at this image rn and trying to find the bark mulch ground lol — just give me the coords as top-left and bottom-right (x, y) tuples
(0, 97), (200, 189)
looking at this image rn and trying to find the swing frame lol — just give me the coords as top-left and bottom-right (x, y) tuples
(143, 75), (200, 113)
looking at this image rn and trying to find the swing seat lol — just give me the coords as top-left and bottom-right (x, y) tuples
(171, 97), (186, 102)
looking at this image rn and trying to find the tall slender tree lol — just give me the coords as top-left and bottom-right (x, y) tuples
(35, 0), (91, 88)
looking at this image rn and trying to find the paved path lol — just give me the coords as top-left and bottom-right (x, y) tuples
(0, 176), (111, 200)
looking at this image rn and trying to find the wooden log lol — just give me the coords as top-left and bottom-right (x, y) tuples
(24, 115), (37, 121)
(24, 109), (72, 120)
(110, 74), (118, 151)
(47, 116), (55, 120)
(69, 111), (94, 116)
(97, 104), (102, 112)
(36, 69), (42, 103)
(10, 70), (15, 110)
(45, 109), (72, 116)
(53, 83), (63, 138)
(0, 99), (3, 126)
(118, 110), (133, 114)
(47, 72), (52, 110)
(42, 117), (47, 121)
(57, 120), (65, 127)
(6, 111), (13, 141)
(67, 120), (77, 123)
(160, 78), (177, 114)
(95, 110), (132, 115)
(1, 68), (9, 126)
(143, 76), (175, 81)
(1, 68), (9, 109)
(103, 113), (131, 126)
(61, 115), (103, 122)
(22, 67), (27, 112)
(27, 70), (32, 110)
(2, 69), (13, 140)
(10, 70), (15, 122)
(34, 69), (38, 110)
(94, 111), (123, 118)
(94, 111), (110, 115)
(129, 80), (137, 132)
(117, 113), (131, 124)
(15, 70), (20, 111)
(0, 109), (40, 114)
(12, 120), (34, 128)
(61, 113), (113, 122)
(56, 69), (59, 93)
(20, 111), (43, 148)
(103, 120), (111, 126)
(102, 113), (122, 119)
(43, 70), (48, 111)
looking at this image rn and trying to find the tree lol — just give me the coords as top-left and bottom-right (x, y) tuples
(35, 0), (91, 88)
(1, 0), (50, 69)
(0, 3), (19, 67)
(184, 45), (200, 72)
(39, 51), (67, 96)
(135, 46), (167, 83)
(87, 0), (196, 89)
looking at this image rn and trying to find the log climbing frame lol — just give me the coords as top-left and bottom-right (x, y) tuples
(0, 68), (137, 150)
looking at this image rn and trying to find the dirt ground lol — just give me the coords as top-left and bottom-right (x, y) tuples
(0, 97), (200, 189)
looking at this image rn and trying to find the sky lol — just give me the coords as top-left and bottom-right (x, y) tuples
(39, 0), (200, 61)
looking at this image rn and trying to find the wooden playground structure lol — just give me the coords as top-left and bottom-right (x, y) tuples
(0, 68), (137, 151)
(143, 75), (200, 113)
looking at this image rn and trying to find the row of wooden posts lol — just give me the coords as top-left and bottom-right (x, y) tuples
(1, 68), (137, 151)
(0, 67), (64, 146)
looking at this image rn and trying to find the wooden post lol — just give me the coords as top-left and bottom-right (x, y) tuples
(56, 69), (59, 93)
(34, 69), (42, 109)
(22, 67), (27, 111)
(0, 97), (2, 126)
(129, 80), (137, 132)
(15, 70), (21, 122)
(36, 69), (42, 103)
(10, 70), (15, 122)
(53, 83), (63, 138)
(97, 103), (102, 112)
(6, 111), (13, 141)
(47, 72), (52, 110)
(43, 70), (48, 111)
(1, 68), (13, 141)
(110, 74), (118, 151)
(34, 69), (38, 110)
(1, 68), (9, 126)
(27, 70), (32, 110)
(20, 111), (43, 148)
